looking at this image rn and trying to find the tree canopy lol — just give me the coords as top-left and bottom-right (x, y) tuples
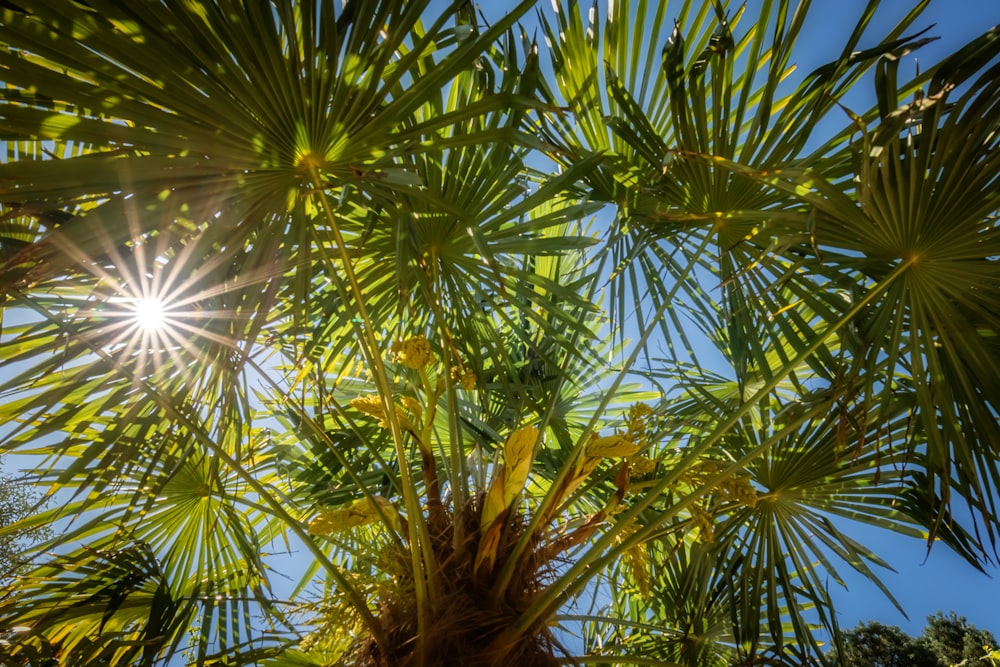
(834, 613), (1000, 667)
(0, 1), (998, 665)
(0, 460), (48, 581)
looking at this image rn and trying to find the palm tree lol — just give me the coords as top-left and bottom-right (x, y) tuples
(0, 1), (997, 666)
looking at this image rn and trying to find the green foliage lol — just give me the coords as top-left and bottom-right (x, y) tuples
(833, 613), (999, 667)
(921, 612), (999, 667)
(834, 622), (939, 667)
(0, 1), (997, 666)
(0, 460), (48, 580)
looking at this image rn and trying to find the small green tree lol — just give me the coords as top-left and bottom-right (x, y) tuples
(832, 614), (999, 667)
(0, 460), (48, 581)
(919, 612), (998, 667)
(0, 460), (52, 667)
(834, 621), (939, 667)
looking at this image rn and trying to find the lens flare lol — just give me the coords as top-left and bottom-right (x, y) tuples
(133, 298), (168, 331)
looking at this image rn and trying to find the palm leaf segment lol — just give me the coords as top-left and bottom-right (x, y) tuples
(823, 30), (1000, 551)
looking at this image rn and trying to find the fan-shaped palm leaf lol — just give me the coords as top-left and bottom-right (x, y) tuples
(724, 25), (1000, 551)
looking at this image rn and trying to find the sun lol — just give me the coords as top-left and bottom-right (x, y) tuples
(132, 297), (169, 331)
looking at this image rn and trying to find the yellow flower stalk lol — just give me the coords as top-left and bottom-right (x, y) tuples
(399, 396), (423, 424)
(309, 496), (400, 536)
(614, 518), (652, 597)
(351, 395), (387, 421)
(350, 395), (413, 431)
(722, 475), (758, 508)
(585, 434), (640, 459)
(480, 426), (539, 533)
(393, 335), (434, 369)
(690, 506), (714, 543)
(630, 455), (657, 476)
(624, 403), (654, 446)
(450, 366), (476, 390)
(682, 458), (758, 508)
(502, 426), (537, 507)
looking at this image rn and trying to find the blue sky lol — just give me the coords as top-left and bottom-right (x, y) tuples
(830, 515), (1000, 638)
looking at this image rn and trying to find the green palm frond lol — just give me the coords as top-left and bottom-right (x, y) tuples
(0, 543), (197, 666)
(723, 24), (1000, 552)
(536, 0), (933, 362)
